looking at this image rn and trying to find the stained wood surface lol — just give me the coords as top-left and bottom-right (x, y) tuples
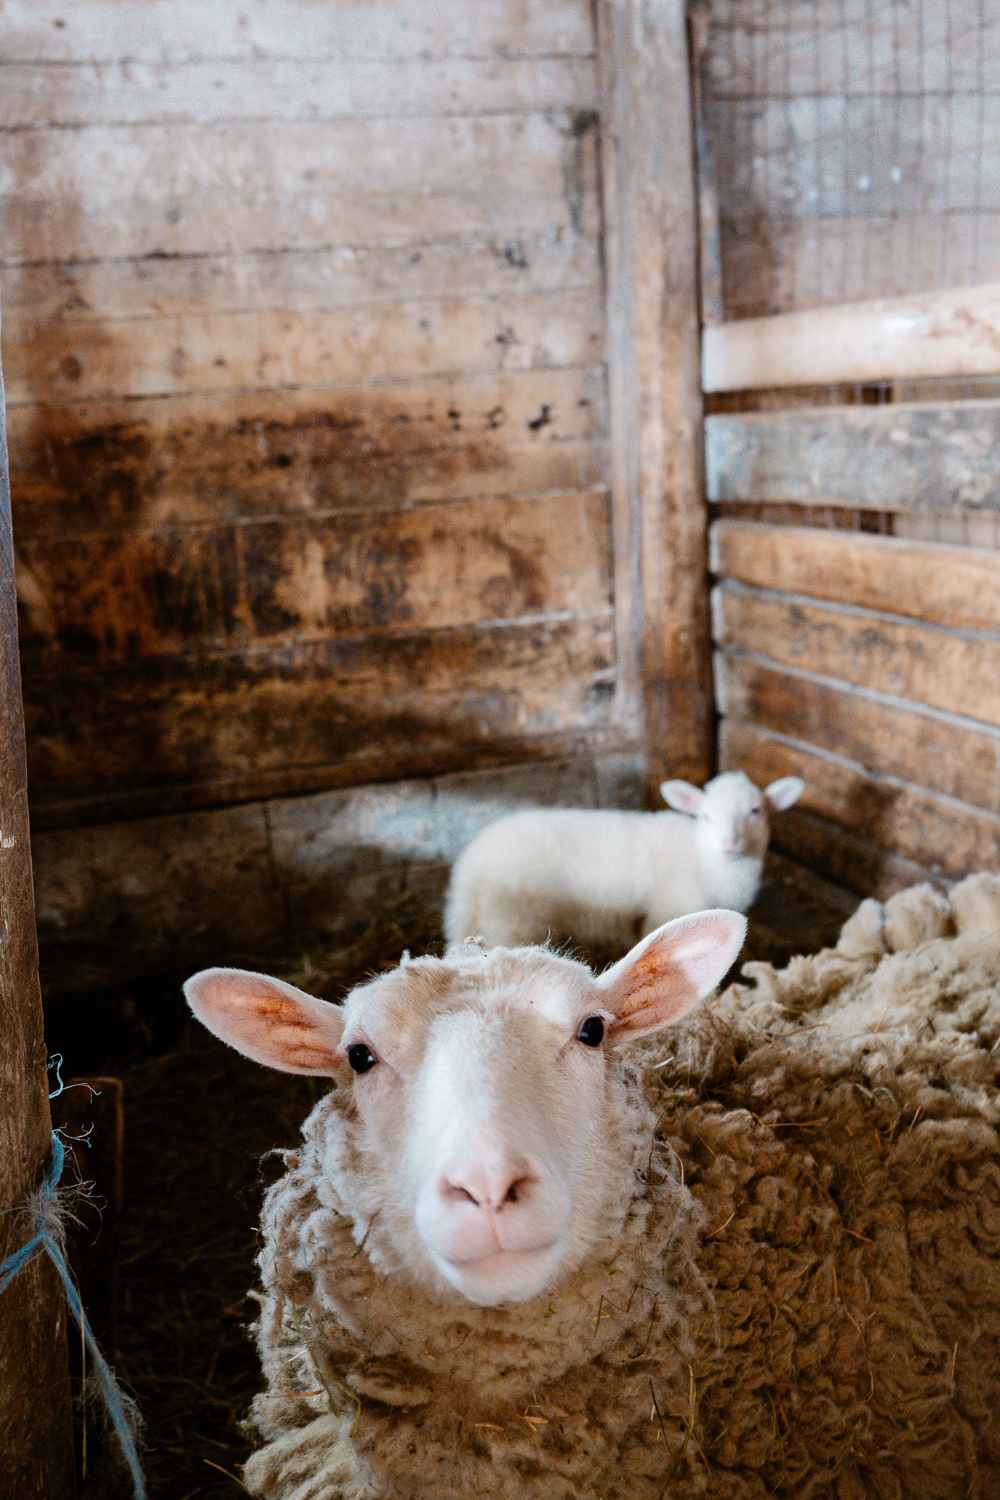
(693, 1), (1000, 320)
(1, 0), (625, 824)
(711, 522), (1000, 631)
(706, 402), (1000, 512)
(8, 371), (605, 536)
(6, 289), (603, 406)
(16, 490), (611, 662)
(0, 354), (75, 1496)
(24, 611), (618, 815)
(596, 0), (710, 790)
(715, 653), (1000, 816)
(713, 582), (1000, 727)
(720, 719), (1000, 884)
(702, 285), (1000, 392)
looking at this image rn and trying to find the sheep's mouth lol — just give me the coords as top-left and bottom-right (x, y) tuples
(436, 1242), (562, 1304)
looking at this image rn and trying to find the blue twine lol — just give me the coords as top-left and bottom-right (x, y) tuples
(0, 1058), (146, 1499)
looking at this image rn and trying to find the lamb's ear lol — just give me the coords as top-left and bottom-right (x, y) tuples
(597, 910), (746, 1044)
(184, 967), (345, 1075)
(765, 776), (804, 812)
(659, 779), (705, 815)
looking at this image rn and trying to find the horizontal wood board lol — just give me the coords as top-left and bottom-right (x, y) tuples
(706, 402), (1000, 512)
(711, 521), (1000, 631)
(702, 284), (1000, 392)
(0, 1), (596, 64)
(23, 611), (618, 815)
(15, 490), (612, 662)
(713, 581), (1000, 728)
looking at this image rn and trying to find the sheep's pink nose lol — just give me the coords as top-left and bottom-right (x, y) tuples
(442, 1155), (538, 1213)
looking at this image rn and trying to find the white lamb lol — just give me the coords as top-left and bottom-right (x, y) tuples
(443, 770), (804, 950)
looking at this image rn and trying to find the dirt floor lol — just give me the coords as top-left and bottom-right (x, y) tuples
(50, 855), (857, 1499)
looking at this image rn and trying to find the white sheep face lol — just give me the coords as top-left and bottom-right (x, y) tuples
(661, 770), (804, 861)
(185, 910), (746, 1308)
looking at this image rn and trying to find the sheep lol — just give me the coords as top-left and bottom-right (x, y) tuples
(185, 873), (1000, 1500)
(443, 770), (804, 950)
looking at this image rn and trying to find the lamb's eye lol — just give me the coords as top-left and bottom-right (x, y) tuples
(347, 1043), (378, 1075)
(577, 1016), (606, 1048)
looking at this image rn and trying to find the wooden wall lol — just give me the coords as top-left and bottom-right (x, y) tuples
(1, 0), (623, 832)
(696, 0), (1000, 896)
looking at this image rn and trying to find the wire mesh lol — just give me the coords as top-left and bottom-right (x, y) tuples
(696, 0), (1000, 321)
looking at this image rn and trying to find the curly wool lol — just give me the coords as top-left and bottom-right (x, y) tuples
(243, 873), (1000, 1500)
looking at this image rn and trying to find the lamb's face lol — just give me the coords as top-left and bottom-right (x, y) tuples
(699, 772), (771, 860)
(184, 909), (747, 1309)
(338, 951), (620, 1305)
(662, 770), (806, 861)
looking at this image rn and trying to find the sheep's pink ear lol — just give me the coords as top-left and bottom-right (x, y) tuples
(765, 776), (804, 811)
(597, 910), (746, 1044)
(184, 967), (345, 1075)
(659, 779), (704, 815)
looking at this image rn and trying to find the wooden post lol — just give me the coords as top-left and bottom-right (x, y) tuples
(0, 340), (76, 1493)
(596, 0), (712, 796)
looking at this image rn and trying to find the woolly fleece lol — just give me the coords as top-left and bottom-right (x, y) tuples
(243, 874), (1000, 1499)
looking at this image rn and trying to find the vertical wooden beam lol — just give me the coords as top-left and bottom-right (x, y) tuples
(597, 0), (711, 796)
(0, 338), (75, 1495)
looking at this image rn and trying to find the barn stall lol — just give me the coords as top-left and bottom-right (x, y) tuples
(1, 1), (998, 1496)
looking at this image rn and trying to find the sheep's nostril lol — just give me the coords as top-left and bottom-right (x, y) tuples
(501, 1175), (531, 1208)
(458, 1185), (479, 1207)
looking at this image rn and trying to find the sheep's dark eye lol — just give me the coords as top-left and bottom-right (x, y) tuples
(577, 1016), (606, 1048)
(347, 1043), (378, 1075)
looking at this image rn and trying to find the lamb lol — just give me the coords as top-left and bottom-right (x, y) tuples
(443, 770), (804, 950)
(185, 873), (1000, 1499)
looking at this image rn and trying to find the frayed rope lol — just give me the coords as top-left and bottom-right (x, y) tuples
(0, 1056), (146, 1499)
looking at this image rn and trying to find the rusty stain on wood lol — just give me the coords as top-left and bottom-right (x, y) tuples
(16, 491), (612, 661)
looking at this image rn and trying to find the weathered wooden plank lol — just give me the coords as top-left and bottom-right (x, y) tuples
(0, 0), (595, 64)
(0, 54), (598, 130)
(710, 521), (1000, 631)
(16, 490), (612, 661)
(701, 0), (1000, 97)
(0, 114), (599, 265)
(3, 230), (601, 324)
(705, 402), (1000, 512)
(719, 719), (1000, 883)
(703, 285), (1000, 393)
(713, 581), (1000, 727)
(6, 288), (604, 406)
(0, 339), (75, 1497)
(596, 0), (710, 789)
(23, 612), (619, 809)
(8, 368), (606, 538)
(715, 652), (1000, 815)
